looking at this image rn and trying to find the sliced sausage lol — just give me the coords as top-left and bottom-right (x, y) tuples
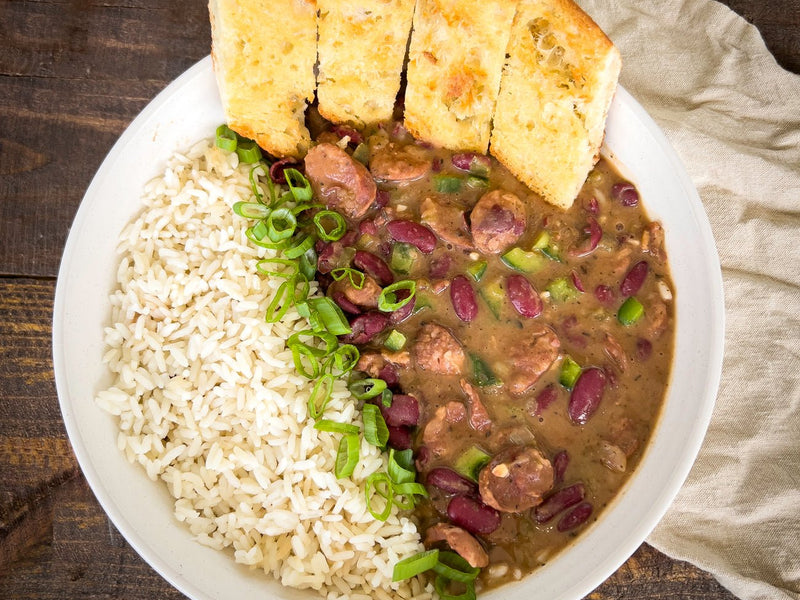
(505, 328), (561, 396)
(413, 323), (466, 375)
(370, 142), (431, 182)
(420, 197), (472, 249)
(603, 333), (629, 373)
(459, 379), (492, 433)
(304, 143), (376, 219)
(469, 190), (526, 254)
(329, 274), (382, 309)
(422, 402), (467, 459)
(424, 523), (489, 568)
(478, 445), (554, 513)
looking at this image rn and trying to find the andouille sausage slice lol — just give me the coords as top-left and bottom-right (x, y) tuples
(470, 190), (526, 254)
(478, 445), (554, 513)
(304, 143), (376, 219)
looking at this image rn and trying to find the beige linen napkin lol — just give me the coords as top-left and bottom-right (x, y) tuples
(576, 0), (800, 598)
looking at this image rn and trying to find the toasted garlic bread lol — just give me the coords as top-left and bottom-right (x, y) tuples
(317, 0), (416, 127)
(208, 0), (317, 158)
(490, 0), (621, 209)
(404, 0), (517, 153)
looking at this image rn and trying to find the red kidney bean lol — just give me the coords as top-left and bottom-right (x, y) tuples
(354, 250), (394, 286)
(380, 394), (419, 427)
(429, 255), (451, 279)
(612, 183), (640, 207)
(427, 468), (478, 496)
(620, 260), (649, 297)
(535, 483), (586, 523)
(450, 275), (478, 322)
(358, 220), (378, 236)
(451, 153), (491, 172)
(447, 495), (501, 535)
(269, 158), (298, 184)
(374, 189), (390, 209)
(594, 284), (615, 305)
(331, 124), (363, 145)
(568, 368), (607, 425)
(340, 230), (359, 247)
(552, 450), (570, 485)
(341, 312), (389, 344)
(506, 274), (543, 318)
(389, 292), (415, 324)
(584, 197), (599, 215)
(532, 384), (559, 416)
(557, 501), (593, 532)
(415, 445), (431, 471)
(332, 292), (361, 315)
(636, 338), (653, 361)
(571, 270), (585, 292)
(387, 425), (412, 450)
(432, 157), (443, 173)
(569, 217), (603, 257)
(387, 220), (437, 254)
(377, 362), (399, 388)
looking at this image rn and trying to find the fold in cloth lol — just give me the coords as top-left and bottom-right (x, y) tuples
(576, 1), (800, 598)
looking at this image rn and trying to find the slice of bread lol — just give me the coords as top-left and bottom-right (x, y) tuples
(317, 0), (416, 127)
(490, 0), (621, 209)
(404, 0), (518, 153)
(209, 0), (317, 158)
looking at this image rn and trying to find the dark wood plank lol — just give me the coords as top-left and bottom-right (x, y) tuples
(721, 0), (800, 74)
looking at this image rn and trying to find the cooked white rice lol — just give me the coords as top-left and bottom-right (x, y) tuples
(95, 139), (433, 599)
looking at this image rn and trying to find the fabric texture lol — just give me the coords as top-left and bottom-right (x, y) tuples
(575, 1), (800, 599)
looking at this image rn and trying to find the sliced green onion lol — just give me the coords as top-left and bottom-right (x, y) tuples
(266, 207), (297, 242)
(250, 219), (269, 241)
(284, 168), (313, 202)
(454, 446), (491, 482)
(383, 329), (407, 351)
(246, 226), (288, 250)
(393, 482), (428, 510)
(265, 280), (293, 323)
(233, 201), (271, 219)
(248, 164), (267, 203)
(380, 387), (393, 408)
(618, 296), (645, 325)
(546, 277), (580, 303)
(291, 274), (311, 304)
(307, 297), (352, 336)
(469, 353), (500, 387)
(466, 260), (487, 282)
(559, 355), (582, 390)
(255, 258), (298, 278)
(331, 267), (365, 290)
(335, 433), (360, 479)
(328, 344), (360, 374)
(392, 550), (440, 582)
(432, 552), (480, 584)
(298, 247), (318, 281)
(313, 210), (347, 241)
(314, 419), (360, 435)
(236, 139), (262, 163)
(308, 374), (335, 419)
(284, 234), (316, 259)
(215, 124), (238, 152)
(287, 330), (338, 357)
(365, 471), (393, 521)
(362, 403), (389, 448)
(289, 342), (321, 379)
(291, 202), (325, 216)
(433, 174), (463, 193)
(348, 378), (387, 401)
(378, 280), (416, 312)
(386, 448), (417, 484)
(434, 575), (477, 600)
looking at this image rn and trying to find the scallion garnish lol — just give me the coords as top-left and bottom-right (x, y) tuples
(348, 378), (387, 401)
(308, 374), (334, 419)
(255, 258), (298, 278)
(434, 574), (477, 600)
(287, 330), (338, 357)
(393, 482), (428, 510)
(248, 164), (267, 203)
(298, 247), (317, 281)
(314, 419), (360, 435)
(283, 234), (316, 259)
(331, 267), (366, 290)
(266, 207), (297, 242)
(362, 403), (389, 448)
(246, 226), (288, 250)
(335, 433), (360, 478)
(233, 201), (271, 219)
(392, 550), (440, 582)
(265, 280), (293, 323)
(289, 342), (322, 379)
(313, 210), (347, 241)
(306, 297), (352, 336)
(328, 344), (360, 374)
(378, 280), (416, 312)
(215, 124), (238, 152)
(284, 168), (313, 202)
(387, 448), (416, 484)
(236, 139), (262, 163)
(380, 387), (393, 408)
(365, 472), (393, 521)
(432, 551), (480, 583)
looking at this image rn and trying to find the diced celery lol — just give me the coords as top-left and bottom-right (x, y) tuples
(384, 329), (407, 351)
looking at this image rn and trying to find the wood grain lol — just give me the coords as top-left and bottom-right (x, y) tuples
(0, 0), (795, 597)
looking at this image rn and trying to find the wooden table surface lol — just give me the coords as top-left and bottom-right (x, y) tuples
(1, 0), (798, 598)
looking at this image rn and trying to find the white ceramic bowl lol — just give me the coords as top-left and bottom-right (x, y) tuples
(53, 56), (724, 600)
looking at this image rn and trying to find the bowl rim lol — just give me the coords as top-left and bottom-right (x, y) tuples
(52, 55), (725, 600)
